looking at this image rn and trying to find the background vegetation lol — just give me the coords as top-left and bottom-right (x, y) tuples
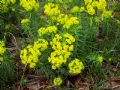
(0, 0), (120, 89)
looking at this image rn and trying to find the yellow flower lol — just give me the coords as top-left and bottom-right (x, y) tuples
(98, 56), (103, 63)
(0, 41), (5, 47)
(38, 27), (46, 36)
(92, 1), (99, 7)
(80, 7), (85, 12)
(84, 0), (92, 5)
(53, 77), (63, 86)
(97, 0), (107, 11)
(63, 44), (69, 51)
(46, 26), (57, 33)
(38, 26), (57, 36)
(0, 40), (6, 62)
(0, 41), (6, 55)
(20, 38), (48, 68)
(49, 33), (75, 70)
(68, 59), (84, 75)
(20, 0), (39, 11)
(34, 39), (48, 51)
(56, 14), (66, 24)
(21, 18), (30, 24)
(20, 45), (39, 68)
(49, 50), (65, 69)
(71, 6), (80, 13)
(69, 45), (74, 51)
(102, 10), (113, 19)
(56, 14), (79, 29)
(44, 3), (60, 16)
(63, 16), (79, 29)
(0, 0), (16, 12)
(64, 51), (71, 59)
(52, 65), (56, 69)
(29, 63), (36, 68)
(64, 33), (75, 44)
(87, 4), (95, 15)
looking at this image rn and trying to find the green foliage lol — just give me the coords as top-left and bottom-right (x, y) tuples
(0, 60), (15, 89)
(0, 0), (120, 89)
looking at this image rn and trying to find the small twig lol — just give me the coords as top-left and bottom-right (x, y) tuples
(38, 85), (48, 89)
(112, 85), (120, 89)
(8, 32), (20, 51)
(6, 47), (19, 51)
(99, 50), (118, 53)
(78, 88), (86, 90)
(27, 74), (45, 78)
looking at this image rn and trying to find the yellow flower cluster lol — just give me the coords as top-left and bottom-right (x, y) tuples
(0, 0), (16, 12)
(44, 3), (79, 29)
(57, 14), (79, 29)
(21, 18), (30, 24)
(20, 39), (48, 68)
(86, 4), (95, 15)
(44, 3), (60, 16)
(38, 26), (57, 36)
(69, 0), (109, 16)
(34, 39), (48, 51)
(20, 45), (39, 68)
(20, 0), (39, 11)
(92, 0), (112, 19)
(68, 58), (84, 75)
(0, 41), (6, 62)
(64, 33), (75, 45)
(97, 55), (103, 63)
(48, 33), (75, 69)
(53, 77), (63, 86)
(93, 0), (107, 11)
(84, 0), (108, 15)
(71, 6), (85, 13)
(102, 10), (113, 19)
(71, 6), (80, 13)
